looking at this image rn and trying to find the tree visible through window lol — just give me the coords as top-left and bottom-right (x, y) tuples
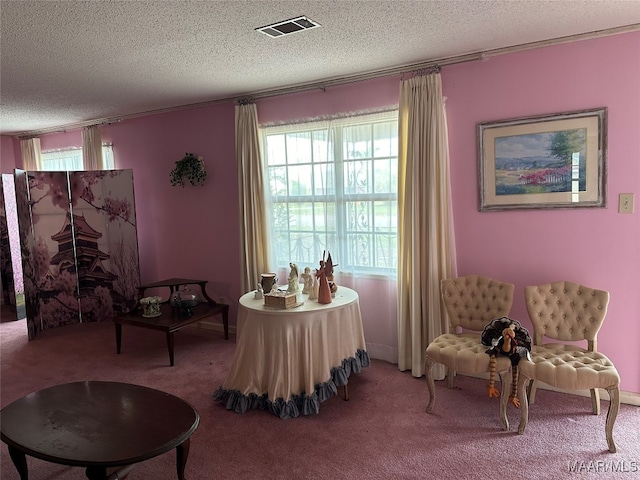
(262, 110), (398, 276)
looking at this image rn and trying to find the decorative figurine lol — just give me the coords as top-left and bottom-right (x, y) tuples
(301, 267), (313, 294)
(254, 283), (264, 299)
(325, 252), (338, 296)
(287, 262), (300, 293)
(316, 254), (332, 304)
(482, 317), (532, 408)
(308, 270), (319, 300)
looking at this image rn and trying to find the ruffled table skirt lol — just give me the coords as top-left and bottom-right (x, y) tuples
(213, 287), (369, 418)
(213, 349), (370, 419)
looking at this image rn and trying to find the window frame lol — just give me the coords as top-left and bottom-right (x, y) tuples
(261, 110), (399, 277)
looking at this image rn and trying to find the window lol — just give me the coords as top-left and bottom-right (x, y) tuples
(40, 145), (115, 171)
(262, 110), (398, 276)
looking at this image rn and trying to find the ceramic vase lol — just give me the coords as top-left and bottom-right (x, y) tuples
(260, 273), (277, 293)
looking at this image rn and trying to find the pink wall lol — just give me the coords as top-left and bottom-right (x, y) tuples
(443, 32), (640, 393)
(97, 105), (241, 320)
(39, 130), (82, 150)
(0, 136), (17, 172)
(1, 31), (638, 392)
(4, 105), (242, 322)
(256, 76), (400, 123)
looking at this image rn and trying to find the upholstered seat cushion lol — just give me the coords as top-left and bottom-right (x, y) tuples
(426, 333), (512, 374)
(519, 344), (620, 390)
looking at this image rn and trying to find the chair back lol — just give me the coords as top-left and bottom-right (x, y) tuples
(440, 275), (514, 332)
(524, 281), (609, 350)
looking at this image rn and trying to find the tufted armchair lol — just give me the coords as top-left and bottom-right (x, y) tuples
(425, 275), (515, 429)
(517, 281), (620, 452)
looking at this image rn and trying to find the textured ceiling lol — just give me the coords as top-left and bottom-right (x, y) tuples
(1, 0), (639, 136)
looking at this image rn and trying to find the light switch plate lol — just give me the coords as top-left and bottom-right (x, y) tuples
(618, 193), (634, 214)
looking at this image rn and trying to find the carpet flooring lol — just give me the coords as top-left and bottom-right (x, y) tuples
(1, 315), (638, 479)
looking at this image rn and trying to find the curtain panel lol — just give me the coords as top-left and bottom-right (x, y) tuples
(82, 125), (104, 170)
(397, 72), (457, 377)
(235, 103), (271, 294)
(20, 138), (42, 171)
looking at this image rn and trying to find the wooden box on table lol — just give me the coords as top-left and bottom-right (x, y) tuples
(264, 292), (299, 309)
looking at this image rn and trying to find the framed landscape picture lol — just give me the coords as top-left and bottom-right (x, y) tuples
(478, 108), (607, 211)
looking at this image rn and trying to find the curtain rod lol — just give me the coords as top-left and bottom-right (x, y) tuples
(17, 118), (122, 140)
(14, 23), (639, 138)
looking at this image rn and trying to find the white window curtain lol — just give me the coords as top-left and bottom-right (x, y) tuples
(236, 102), (271, 294)
(40, 145), (115, 171)
(397, 72), (457, 378)
(40, 147), (83, 171)
(82, 125), (104, 170)
(20, 138), (42, 171)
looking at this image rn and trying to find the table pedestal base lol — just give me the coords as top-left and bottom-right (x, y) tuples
(7, 441), (190, 480)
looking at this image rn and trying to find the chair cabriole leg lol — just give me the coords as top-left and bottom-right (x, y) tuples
(425, 356), (436, 413)
(498, 370), (510, 431)
(605, 386), (620, 453)
(446, 368), (455, 389)
(590, 387), (601, 415)
(527, 378), (538, 405)
(517, 374), (530, 435)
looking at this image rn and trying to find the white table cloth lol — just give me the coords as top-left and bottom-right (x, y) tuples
(213, 287), (369, 418)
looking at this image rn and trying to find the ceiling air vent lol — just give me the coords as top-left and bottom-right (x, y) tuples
(256, 16), (321, 38)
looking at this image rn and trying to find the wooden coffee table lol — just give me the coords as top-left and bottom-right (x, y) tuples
(114, 278), (229, 366)
(0, 381), (199, 480)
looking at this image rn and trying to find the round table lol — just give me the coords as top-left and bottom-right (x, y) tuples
(1, 381), (199, 480)
(214, 287), (369, 418)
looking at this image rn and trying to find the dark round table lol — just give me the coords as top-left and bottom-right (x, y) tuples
(0, 381), (199, 480)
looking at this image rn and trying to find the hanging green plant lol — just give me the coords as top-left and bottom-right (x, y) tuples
(169, 153), (207, 187)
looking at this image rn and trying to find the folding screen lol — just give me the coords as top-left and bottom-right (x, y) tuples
(14, 169), (140, 340)
(0, 177), (20, 311)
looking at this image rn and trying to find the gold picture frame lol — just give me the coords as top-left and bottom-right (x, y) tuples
(478, 108), (607, 211)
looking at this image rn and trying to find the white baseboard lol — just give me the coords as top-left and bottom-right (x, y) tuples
(463, 372), (640, 407)
(364, 342), (397, 364)
(530, 382), (640, 407)
(190, 320), (237, 336)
